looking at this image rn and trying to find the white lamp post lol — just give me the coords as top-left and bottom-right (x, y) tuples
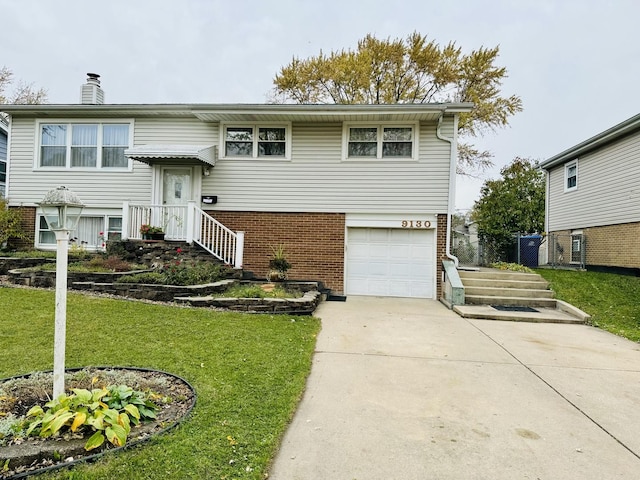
(38, 186), (84, 398)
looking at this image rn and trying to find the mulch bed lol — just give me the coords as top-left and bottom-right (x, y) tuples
(0, 367), (196, 479)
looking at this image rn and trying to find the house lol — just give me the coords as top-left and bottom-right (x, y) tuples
(540, 113), (640, 274)
(1, 74), (472, 299)
(0, 118), (7, 197)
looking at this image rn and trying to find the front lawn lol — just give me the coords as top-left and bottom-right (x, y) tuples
(0, 287), (320, 479)
(536, 269), (640, 342)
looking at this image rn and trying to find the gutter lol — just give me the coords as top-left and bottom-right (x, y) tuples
(540, 112), (640, 169)
(436, 111), (459, 267)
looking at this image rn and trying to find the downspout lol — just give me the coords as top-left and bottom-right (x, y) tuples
(436, 111), (459, 268)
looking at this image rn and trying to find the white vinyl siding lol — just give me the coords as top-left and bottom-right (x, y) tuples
(7, 113), (455, 216)
(206, 117), (453, 213)
(547, 131), (640, 231)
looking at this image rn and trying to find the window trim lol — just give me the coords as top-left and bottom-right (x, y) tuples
(570, 230), (583, 264)
(35, 119), (134, 171)
(342, 122), (419, 161)
(564, 160), (578, 192)
(219, 122), (292, 160)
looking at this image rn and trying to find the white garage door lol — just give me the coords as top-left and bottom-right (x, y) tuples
(346, 228), (434, 298)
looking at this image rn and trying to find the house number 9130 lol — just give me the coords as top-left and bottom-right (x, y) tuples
(401, 220), (431, 228)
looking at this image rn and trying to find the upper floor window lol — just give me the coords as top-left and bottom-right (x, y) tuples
(565, 160), (577, 191)
(39, 122), (131, 169)
(222, 124), (289, 159)
(344, 124), (416, 160)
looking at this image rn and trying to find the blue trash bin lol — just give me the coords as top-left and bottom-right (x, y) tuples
(519, 235), (542, 267)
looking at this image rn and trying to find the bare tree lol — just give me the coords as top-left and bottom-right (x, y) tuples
(0, 66), (48, 104)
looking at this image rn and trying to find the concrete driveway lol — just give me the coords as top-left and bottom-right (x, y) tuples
(269, 296), (640, 480)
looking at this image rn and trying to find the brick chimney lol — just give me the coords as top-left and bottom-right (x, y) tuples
(80, 73), (104, 104)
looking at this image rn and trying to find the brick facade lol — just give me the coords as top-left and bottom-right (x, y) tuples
(436, 213), (448, 299)
(8, 206), (36, 250)
(208, 211), (346, 293)
(550, 221), (640, 269)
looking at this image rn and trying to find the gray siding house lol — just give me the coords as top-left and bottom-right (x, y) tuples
(540, 113), (640, 273)
(2, 75), (472, 299)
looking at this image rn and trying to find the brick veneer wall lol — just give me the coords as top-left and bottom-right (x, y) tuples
(208, 211), (346, 293)
(8, 206), (36, 250)
(584, 222), (640, 268)
(436, 213), (448, 299)
(550, 221), (640, 269)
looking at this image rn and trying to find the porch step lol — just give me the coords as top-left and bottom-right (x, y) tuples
(452, 304), (585, 324)
(458, 269), (545, 282)
(464, 286), (554, 299)
(464, 294), (557, 308)
(454, 267), (589, 323)
(460, 278), (549, 289)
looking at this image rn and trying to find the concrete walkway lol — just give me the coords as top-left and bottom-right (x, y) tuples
(269, 296), (640, 480)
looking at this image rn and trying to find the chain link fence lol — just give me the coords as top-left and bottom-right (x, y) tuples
(452, 229), (586, 270)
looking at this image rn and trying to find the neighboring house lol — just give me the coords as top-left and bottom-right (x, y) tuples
(540, 113), (640, 274)
(2, 74), (472, 299)
(0, 118), (7, 197)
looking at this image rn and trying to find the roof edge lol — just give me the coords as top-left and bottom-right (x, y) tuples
(540, 113), (640, 169)
(0, 102), (473, 115)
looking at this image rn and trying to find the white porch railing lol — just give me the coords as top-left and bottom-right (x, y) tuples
(122, 201), (244, 268)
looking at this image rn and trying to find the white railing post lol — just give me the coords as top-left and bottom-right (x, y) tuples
(186, 201), (196, 244)
(234, 231), (245, 269)
(121, 201), (130, 240)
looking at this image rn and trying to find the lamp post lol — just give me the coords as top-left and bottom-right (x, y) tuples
(38, 186), (84, 398)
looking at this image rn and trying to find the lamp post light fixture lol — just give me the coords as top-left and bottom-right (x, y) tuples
(37, 186), (84, 398)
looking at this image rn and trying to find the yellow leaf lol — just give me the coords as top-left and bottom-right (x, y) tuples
(71, 412), (87, 432)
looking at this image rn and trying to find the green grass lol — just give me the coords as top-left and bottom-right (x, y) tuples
(0, 287), (320, 479)
(221, 284), (302, 299)
(536, 269), (640, 342)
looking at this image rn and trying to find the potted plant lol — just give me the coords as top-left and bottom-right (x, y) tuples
(140, 224), (165, 241)
(267, 244), (291, 281)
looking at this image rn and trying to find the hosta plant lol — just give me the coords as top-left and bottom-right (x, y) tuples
(24, 384), (158, 451)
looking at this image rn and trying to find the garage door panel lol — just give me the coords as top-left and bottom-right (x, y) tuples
(346, 227), (434, 299)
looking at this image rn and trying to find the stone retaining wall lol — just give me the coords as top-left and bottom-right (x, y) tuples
(174, 288), (322, 315)
(72, 280), (322, 314)
(72, 279), (237, 302)
(0, 257), (54, 275)
(7, 268), (152, 288)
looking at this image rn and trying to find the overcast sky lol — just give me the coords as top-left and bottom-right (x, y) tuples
(2, 0), (639, 210)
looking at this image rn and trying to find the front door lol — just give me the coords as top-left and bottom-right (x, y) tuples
(161, 168), (192, 239)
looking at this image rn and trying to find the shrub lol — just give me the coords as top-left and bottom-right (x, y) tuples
(117, 272), (166, 284)
(0, 198), (27, 248)
(159, 260), (231, 286)
(88, 255), (143, 272)
(489, 261), (534, 273)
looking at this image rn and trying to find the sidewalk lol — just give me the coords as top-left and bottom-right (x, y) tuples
(268, 296), (640, 479)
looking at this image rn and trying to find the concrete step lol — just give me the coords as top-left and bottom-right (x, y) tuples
(465, 286), (555, 299)
(465, 295), (557, 308)
(452, 304), (585, 324)
(458, 269), (544, 282)
(461, 278), (549, 289)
